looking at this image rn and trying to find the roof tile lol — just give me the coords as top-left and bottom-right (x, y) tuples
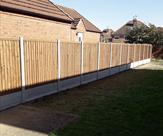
(58, 5), (101, 33)
(0, 0), (72, 22)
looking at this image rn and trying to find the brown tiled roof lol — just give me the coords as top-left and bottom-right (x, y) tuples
(101, 29), (114, 38)
(0, 0), (72, 23)
(114, 19), (146, 38)
(58, 5), (101, 33)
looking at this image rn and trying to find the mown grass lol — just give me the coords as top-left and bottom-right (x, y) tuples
(31, 61), (163, 136)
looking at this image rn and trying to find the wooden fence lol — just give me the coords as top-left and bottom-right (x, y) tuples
(0, 39), (152, 95)
(24, 40), (58, 87)
(0, 39), (21, 94)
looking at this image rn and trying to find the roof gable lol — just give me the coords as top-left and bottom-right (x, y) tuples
(58, 5), (101, 33)
(75, 19), (86, 32)
(0, 0), (72, 23)
(114, 19), (146, 37)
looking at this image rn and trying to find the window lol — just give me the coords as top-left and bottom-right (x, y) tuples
(77, 32), (83, 42)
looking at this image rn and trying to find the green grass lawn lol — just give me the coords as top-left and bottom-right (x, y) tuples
(31, 61), (163, 136)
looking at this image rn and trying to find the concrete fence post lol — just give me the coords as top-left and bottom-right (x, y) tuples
(19, 37), (25, 102)
(97, 42), (101, 79)
(57, 39), (61, 91)
(80, 41), (84, 84)
(126, 44), (130, 69)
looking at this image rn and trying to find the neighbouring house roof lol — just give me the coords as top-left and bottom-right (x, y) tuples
(158, 27), (163, 32)
(58, 5), (101, 33)
(101, 29), (114, 38)
(114, 19), (146, 38)
(101, 29), (114, 42)
(0, 0), (73, 23)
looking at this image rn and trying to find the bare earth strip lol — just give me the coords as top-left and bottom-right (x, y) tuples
(0, 106), (78, 136)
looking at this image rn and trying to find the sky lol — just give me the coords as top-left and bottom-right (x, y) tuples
(52, 0), (163, 31)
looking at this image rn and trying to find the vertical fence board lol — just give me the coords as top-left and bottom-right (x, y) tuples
(24, 40), (58, 87)
(135, 45), (140, 61)
(100, 43), (111, 69)
(129, 45), (135, 63)
(121, 44), (128, 65)
(111, 43), (121, 67)
(0, 40), (21, 93)
(60, 42), (80, 79)
(83, 43), (98, 74)
(140, 45), (144, 60)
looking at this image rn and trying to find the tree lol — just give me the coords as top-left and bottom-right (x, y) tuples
(125, 24), (163, 48)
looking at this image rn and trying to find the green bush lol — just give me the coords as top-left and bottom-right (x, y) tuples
(126, 24), (163, 48)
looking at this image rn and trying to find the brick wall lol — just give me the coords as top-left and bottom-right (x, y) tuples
(0, 11), (100, 42)
(0, 11), (71, 42)
(70, 20), (100, 43)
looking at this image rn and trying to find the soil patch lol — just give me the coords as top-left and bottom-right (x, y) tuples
(0, 105), (79, 135)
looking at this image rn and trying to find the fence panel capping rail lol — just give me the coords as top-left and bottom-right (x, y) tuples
(0, 38), (152, 111)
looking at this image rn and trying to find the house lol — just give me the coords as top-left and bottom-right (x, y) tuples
(58, 5), (101, 42)
(157, 27), (163, 32)
(113, 19), (146, 43)
(100, 29), (114, 43)
(0, 0), (101, 42)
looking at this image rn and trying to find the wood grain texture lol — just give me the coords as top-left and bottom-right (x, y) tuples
(111, 43), (121, 67)
(83, 43), (98, 73)
(129, 45), (135, 63)
(24, 40), (58, 87)
(121, 44), (128, 65)
(60, 42), (81, 79)
(135, 45), (140, 61)
(0, 40), (21, 93)
(100, 43), (111, 69)
(0, 39), (151, 94)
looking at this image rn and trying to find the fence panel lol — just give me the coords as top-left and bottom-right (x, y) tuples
(100, 43), (111, 70)
(147, 45), (149, 59)
(60, 42), (81, 79)
(24, 40), (58, 87)
(134, 45), (140, 61)
(0, 40), (21, 94)
(83, 43), (98, 74)
(112, 43), (121, 67)
(129, 45), (135, 63)
(144, 45), (147, 59)
(0, 39), (152, 95)
(140, 45), (144, 60)
(148, 45), (152, 58)
(121, 44), (128, 65)
(145, 45), (149, 59)
(126, 44), (130, 64)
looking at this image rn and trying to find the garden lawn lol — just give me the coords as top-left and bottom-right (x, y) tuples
(30, 61), (163, 136)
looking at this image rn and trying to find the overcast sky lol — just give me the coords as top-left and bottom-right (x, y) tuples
(52, 0), (163, 31)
